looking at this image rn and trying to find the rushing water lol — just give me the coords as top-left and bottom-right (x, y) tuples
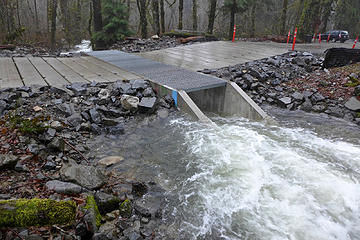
(90, 109), (360, 240)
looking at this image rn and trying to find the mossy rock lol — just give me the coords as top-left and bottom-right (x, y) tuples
(119, 199), (132, 218)
(0, 198), (76, 227)
(84, 195), (102, 228)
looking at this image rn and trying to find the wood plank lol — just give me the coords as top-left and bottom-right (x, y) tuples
(75, 57), (119, 82)
(57, 57), (107, 82)
(43, 57), (89, 83)
(28, 58), (70, 88)
(13, 57), (47, 86)
(82, 56), (140, 80)
(0, 58), (23, 88)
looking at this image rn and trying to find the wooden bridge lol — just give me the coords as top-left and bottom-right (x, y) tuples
(0, 56), (140, 89)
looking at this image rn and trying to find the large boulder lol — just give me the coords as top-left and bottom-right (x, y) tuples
(60, 160), (105, 190)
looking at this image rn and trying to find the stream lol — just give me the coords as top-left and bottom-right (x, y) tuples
(89, 108), (360, 240)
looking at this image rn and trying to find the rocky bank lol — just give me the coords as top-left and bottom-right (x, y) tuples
(201, 51), (360, 126)
(0, 80), (175, 239)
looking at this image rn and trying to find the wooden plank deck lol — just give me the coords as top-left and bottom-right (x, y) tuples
(0, 56), (145, 89)
(13, 57), (46, 86)
(0, 58), (23, 88)
(28, 57), (70, 88)
(57, 57), (107, 82)
(43, 58), (89, 83)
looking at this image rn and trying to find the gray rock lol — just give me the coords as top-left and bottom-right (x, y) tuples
(43, 161), (57, 171)
(45, 180), (83, 194)
(15, 161), (29, 172)
(48, 137), (65, 151)
(95, 191), (120, 214)
(125, 231), (143, 240)
(89, 108), (102, 124)
(278, 97), (292, 107)
(108, 124), (125, 135)
(266, 58), (280, 67)
(27, 144), (42, 155)
(326, 106), (344, 118)
(0, 100), (6, 114)
(132, 79), (147, 90)
(57, 103), (73, 117)
(102, 118), (121, 127)
(60, 160), (105, 190)
(134, 193), (164, 219)
(50, 121), (63, 130)
(113, 81), (132, 94)
(121, 95), (139, 110)
(91, 123), (102, 135)
(354, 86), (360, 96)
(345, 97), (360, 111)
(139, 97), (157, 111)
(312, 104), (326, 112)
(142, 87), (155, 97)
(0, 194), (11, 200)
(291, 92), (304, 101)
(242, 74), (256, 83)
(67, 113), (83, 127)
(67, 82), (87, 95)
(0, 154), (19, 170)
(98, 156), (124, 167)
(311, 93), (325, 103)
(300, 98), (313, 111)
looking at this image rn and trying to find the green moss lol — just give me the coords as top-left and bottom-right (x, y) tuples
(119, 199), (132, 218)
(7, 111), (48, 135)
(0, 198), (76, 227)
(345, 80), (360, 87)
(356, 112), (360, 118)
(84, 196), (101, 228)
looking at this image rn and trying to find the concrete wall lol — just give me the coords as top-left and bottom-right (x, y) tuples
(188, 82), (270, 122)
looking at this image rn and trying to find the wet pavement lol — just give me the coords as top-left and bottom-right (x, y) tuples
(137, 40), (356, 71)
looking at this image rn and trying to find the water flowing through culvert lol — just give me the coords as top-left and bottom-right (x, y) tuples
(89, 110), (360, 240)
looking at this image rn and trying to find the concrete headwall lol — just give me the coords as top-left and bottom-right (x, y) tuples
(188, 82), (270, 122)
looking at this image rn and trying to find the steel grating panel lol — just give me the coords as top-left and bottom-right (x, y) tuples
(88, 50), (226, 92)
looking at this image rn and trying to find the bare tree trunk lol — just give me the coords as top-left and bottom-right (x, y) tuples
(250, 1), (257, 37)
(207, 0), (217, 34)
(192, 0), (197, 31)
(137, 0), (147, 38)
(228, 0), (236, 39)
(33, 0), (40, 31)
(88, 1), (93, 39)
(160, 0), (165, 33)
(152, 0), (160, 35)
(178, 0), (183, 30)
(92, 0), (105, 49)
(50, 0), (57, 51)
(127, 0), (131, 21)
(75, 0), (82, 42)
(280, 0), (288, 34)
(16, 0), (21, 27)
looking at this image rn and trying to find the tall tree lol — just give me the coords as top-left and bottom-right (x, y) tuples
(298, 0), (321, 40)
(137, 0), (147, 38)
(250, 0), (257, 37)
(207, 0), (217, 34)
(50, 0), (57, 51)
(152, 0), (160, 35)
(320, 0), (333, 32)
(160, 0), (165, 33)
(280, 0), (288, 35)
(224, 0), (250, 39)
(92, 0), (104, 49)
(192, 0), (198, 31)
(178, 0), (183, 30)
(33, 0), (39, 31)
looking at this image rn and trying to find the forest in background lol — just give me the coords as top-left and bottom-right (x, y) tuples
(0, 0), (359, 50)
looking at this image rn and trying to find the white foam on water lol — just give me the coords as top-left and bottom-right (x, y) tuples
(168, 117), (360, 240)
